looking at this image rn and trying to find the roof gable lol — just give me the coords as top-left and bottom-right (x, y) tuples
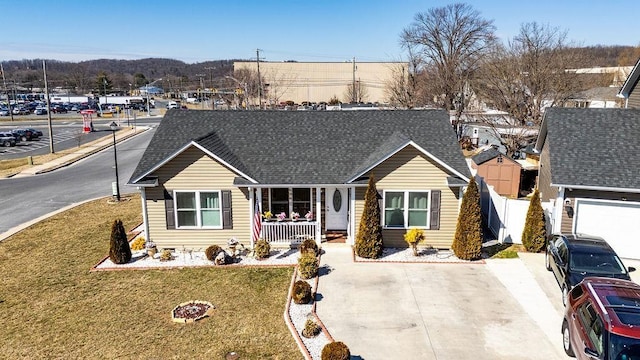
(540, 108), (640, 191)
(618, 57), (640, 99)
(129, 110), (471, 185)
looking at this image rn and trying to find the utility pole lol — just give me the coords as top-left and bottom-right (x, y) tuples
(42, 60), (54, 154)
(1, 63), (15, 122)
(256, 49), (262, 109)
(352, 57), (356, 103)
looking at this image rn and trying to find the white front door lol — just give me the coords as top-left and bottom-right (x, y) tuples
(325, 187), (348, 230)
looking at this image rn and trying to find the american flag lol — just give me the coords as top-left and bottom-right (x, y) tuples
(253, 197), (261, 242)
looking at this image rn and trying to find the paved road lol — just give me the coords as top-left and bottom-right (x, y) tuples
(0, 128), (154, 235)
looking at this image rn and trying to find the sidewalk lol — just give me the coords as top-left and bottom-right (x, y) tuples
(10, 126), (147, 177)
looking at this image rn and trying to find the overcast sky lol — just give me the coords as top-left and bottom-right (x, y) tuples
(1, 0), (638, 63)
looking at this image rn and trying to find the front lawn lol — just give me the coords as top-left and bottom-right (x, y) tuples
(0, 195), (301, 359)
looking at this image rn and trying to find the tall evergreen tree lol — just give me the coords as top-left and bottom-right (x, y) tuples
(109, 219), (131, 264)
(354, 174), (383, 259)
(521, 189), (547, 252)
(452, 177), (483, 260)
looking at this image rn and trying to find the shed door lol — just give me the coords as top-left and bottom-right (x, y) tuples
(325, 187), (348, 231)
(574, 199), (640, 259)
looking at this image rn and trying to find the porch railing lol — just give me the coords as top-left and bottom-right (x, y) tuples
(261, 221), (317, 245)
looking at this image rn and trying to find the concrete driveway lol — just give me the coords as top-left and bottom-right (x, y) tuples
(316, 248), (567, 359)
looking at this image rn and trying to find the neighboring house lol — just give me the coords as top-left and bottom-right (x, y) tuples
(128, 110), (471, 251)
(563, 87), (623, 108)
(617, 57), (640, 108)
(535, 108), (640, 259)
(471, 148), (521, 198)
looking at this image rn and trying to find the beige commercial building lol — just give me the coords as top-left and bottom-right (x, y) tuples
(233, 61), (408, 106)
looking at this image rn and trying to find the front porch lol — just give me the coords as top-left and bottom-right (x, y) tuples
(250, 186), (355, 247)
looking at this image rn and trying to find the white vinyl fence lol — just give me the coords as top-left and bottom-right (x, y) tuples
(478, 177), (553, 244)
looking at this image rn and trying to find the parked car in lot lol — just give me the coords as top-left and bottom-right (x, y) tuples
(546, 233), (635, 306)
(12, 107), (30, 115)
(34, 107), (47, 115)
(24, 128), (43, 138)
(562, 277), (640, 359)
(0, 132), (17, 147)
(0, 107), (10, 116)
(12, 129), (36, 142)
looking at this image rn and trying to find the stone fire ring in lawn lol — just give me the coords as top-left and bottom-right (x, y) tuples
(171, 300), (216, 323)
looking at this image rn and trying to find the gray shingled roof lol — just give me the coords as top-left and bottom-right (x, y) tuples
(129, 110), (471, 185)
(471, 148), (501, 165)
(543, 108), (640, 190)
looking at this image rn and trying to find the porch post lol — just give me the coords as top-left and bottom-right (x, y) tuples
(139, 187), (150, 241)
(315, 187), (322, 246)
(350, 187), (356, 245)
(249, 187), (255, 248)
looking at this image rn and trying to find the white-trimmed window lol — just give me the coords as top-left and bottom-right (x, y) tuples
(383, 190), (430, 228)
(175, 190), (222, 228)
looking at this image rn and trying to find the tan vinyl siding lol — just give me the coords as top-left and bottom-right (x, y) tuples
(146, 146), (249, 250)
(354, 146), (462, 249)
(628, 84), (640, 108)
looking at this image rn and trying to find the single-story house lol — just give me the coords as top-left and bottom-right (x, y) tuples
(127, 110), (471, 250)
(536, 108), (640, 259)
(618, 57), (640, 109)
(471, 148), (521, 198)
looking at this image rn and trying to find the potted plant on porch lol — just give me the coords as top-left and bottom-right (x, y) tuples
(146, 240), (157, 258)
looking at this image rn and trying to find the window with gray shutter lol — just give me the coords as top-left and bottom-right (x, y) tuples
(222, 190), (233, 229)
(164, 189), (175, 229)
(430, 190), (441, 230)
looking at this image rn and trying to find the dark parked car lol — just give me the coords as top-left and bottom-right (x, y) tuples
(546, 233), (635, 305)
(562, 277), (640, 359)
(0, 132), (16, 147)
(24, 128), (43, 138)
(12, 129), (36, 142)
(51, 105), (67, 113)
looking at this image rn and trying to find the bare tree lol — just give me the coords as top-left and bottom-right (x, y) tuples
(401, 2), (496, 115)
(385, 49), (423, 108)
(474, 22), (580, 126)
(263, 67), (297, 107)
(344, 80), (369, 103)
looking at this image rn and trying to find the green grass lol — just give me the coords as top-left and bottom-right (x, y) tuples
(484, 243), (523, 259)
(0, 195), (301, 359)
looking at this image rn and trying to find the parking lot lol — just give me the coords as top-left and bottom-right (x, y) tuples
(0, 126), (108, 159)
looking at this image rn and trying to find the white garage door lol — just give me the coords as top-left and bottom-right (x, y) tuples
(574, 199), (640, 259)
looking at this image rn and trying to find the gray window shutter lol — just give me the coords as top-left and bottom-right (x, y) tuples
(164, 189), (175, 229)
(430, 190), (441, 230)
(222, 190), (233, 229)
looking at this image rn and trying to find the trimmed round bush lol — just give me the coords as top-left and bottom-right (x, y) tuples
(321, 341), (350, 360)
(205, 245), (222, 261)
(298, 251), (319, 279)
(300, 238), (319, 256)
(254, 239), (271, 259)
(292, 280), (312, 304)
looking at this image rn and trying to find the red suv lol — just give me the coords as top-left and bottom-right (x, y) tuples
(563, 277), (640, 359)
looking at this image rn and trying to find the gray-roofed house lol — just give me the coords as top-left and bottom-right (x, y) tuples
(618, 57), (640, 109)
(128, 110), (471, 251)
(535, 108), (640, 259)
